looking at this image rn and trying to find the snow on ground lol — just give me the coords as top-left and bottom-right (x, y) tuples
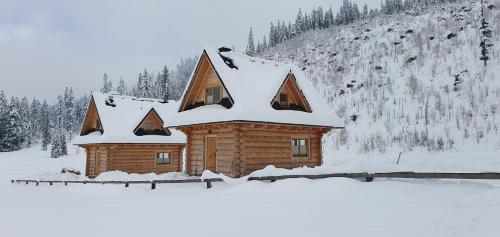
(1, 145), (500, 237)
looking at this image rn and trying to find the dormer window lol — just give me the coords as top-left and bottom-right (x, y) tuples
(206, 87), (221, 105)
(145, 121), (154, 130)
(279, 93), (288, 107)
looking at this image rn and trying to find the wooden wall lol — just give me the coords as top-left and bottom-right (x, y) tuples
(179, 122), (330, 177)
(182, 126), (235, 176)
(81, 144), (184, 178)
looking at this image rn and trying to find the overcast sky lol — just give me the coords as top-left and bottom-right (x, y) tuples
(0, 0), (378, 102)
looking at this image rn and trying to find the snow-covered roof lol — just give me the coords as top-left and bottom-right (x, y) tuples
(73, 92), (186, 145)
(169, 47), (343, 128)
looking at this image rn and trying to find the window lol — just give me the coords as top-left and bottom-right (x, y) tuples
(145, 121), (154, 130)
(156, 152), (171, 165)
(206, 87), (221, 105)
(292, 139), (308, 157)
(280, 93), (288, 107)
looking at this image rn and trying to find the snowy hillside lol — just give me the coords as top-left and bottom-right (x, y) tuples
(261, 0), (500, 155)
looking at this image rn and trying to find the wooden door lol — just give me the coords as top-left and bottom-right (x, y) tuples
(205, 137), (217, 172)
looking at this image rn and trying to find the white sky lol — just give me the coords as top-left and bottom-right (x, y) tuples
(0, 0), (378, 101)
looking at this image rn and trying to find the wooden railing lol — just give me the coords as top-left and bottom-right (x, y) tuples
(11, 172), (500, 189)
(11, 178), (224, 189)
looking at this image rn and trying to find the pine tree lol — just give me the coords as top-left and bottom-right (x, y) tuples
(159, 65), (170, 101)
(100, 73), (113, 93)
(0, 96), (25, 151)
(142, 69), (154, 98)
(134, 72), (144, 97)
(19, 97), (32, 147)
(363, 4), (369, 19)
(269, 23), (276, 47)
(29, 98), (41, 140)
(0, 91), (9, 151)
(63, 87), (75, 134)
(295, 8), (303, 34)
(40, 100), (51, 150)
(50, 131), (67, 158)
(116, 77), (127, 95)
(246, 27), (256, 56)
(479, 0), (492, 66)
(262, 35), (268, 50)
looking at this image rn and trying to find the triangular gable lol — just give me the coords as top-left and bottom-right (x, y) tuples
(179, 50), (234, 112)
(80, 96), (104, 136)
(133, 108), (171, 136)
(271, 73), (312, 113)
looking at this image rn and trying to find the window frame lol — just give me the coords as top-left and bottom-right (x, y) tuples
(291, 138), (309, 158)
(144, 121), (154, 131)
(279, 93), (289, 107)
(206, 87), (221, 105)
(155, 152), (172, 165)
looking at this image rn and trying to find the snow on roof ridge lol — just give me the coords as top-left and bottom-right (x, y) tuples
(74, 92), (186, 145)
(170, 47), (344, 128)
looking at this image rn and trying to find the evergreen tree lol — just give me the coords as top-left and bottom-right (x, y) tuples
(18, 97), (32, 147)
(0, 96), (25, 151)
(100, 73), (113, 93)
(50, 131), (67, 158)
(142, 69), (154, 98)
(262, 35), (268, 50)
(362, 4), (369, 19)
(134, 72), (144, 97)
(63, 87), (75, 134)
(295, 8), (304, 34)
(158, 65), (170, 101)
(29, 98), (41, 140)
(40, 100), (51, 150)
(269, 22), (276, 47)
(246, 27), (256, 56)
(479, 0), (492, 66)
(0, 91), (9, 151)
(116, 77), (127, 95)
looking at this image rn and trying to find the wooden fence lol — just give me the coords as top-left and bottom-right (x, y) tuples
(11, 172), (500, 189)
(11, 178), (224, 189)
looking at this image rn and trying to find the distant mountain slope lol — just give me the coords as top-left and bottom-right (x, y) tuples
(261, 0), (500, 153)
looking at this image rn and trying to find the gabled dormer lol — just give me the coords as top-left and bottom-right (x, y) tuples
(179, 51), (234, 112)
(134, 108), (171, 136)
(80, 96), (104, 135)
(271, 73), (312, 113)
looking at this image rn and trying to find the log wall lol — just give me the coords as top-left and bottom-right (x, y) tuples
(81, 144), (184, 178)
(179, 122), (330, 177)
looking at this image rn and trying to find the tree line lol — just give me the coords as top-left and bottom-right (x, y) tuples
(100, 56), (198, 102)
(0, 56), (198, 156)
(246, 0), (461, 55)
(0, 88), (88, 157)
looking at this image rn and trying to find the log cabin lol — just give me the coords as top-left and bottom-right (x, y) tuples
(168, 47), (343, 177)
(73, 93), (186, 177)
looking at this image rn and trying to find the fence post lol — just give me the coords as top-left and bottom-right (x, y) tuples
(64, 182), (68, 186)
(25, 181), (28, 185)
(151, 182), (156, 190)
(36, 181), (39, 186)
(125, 182), (129, 188)
(206, 180), (212, 189)
(49, 181), (53, 186)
